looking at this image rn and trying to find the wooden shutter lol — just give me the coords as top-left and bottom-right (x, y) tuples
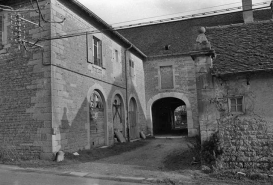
(0, 15), (3, 45)
(101, 41), (106, 68)
(87, 33), (94, 63)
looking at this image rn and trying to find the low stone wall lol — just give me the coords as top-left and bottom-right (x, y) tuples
(219, 115), (273, 170)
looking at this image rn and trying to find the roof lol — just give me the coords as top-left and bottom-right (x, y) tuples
(118, 9), (272, 57)
(206, 20), (273, 75)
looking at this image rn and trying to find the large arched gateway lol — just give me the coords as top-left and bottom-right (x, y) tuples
(152, 97), (187, 135)
(147, 92), (196, 137)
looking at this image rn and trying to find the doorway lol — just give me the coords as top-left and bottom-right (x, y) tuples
(152, 97), (187, 136)
(129, 98), (138, 140)
(89, 90), (106, 147)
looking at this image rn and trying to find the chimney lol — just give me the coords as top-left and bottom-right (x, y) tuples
(242, 0), (253, 23)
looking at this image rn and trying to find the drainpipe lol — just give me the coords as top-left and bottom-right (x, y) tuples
(125, 44), (133, 142)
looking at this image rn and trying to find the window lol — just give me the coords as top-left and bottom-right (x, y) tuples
(129, 59), (135, 77)
(229, 96), (243, 113)
(160, 65), (174, 89)
(93, 36), (102, 67)
(114, 49), (119, 62)
(0, 15), (4, 49)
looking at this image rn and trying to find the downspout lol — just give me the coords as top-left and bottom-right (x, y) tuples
(125, 44), (133, 142)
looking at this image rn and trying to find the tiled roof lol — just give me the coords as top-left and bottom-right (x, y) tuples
(206, 20), (273, 75)
(118, 9), (271, 57)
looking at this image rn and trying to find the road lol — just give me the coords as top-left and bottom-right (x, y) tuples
(0, 168), (149, 185)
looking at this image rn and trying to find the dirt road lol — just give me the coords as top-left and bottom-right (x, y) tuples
(53, 137), (200, 182)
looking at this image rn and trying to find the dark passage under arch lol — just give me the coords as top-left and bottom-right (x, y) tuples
(152, 97), (187, 136)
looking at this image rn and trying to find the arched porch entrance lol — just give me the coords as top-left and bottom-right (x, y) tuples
(147, 92), (197, 137)
(152, 97), (187, 136)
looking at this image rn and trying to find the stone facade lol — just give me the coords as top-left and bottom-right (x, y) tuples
(144, 55), (200, 136)
(197, 21), (273, 167)
(0, 0), (147, 159)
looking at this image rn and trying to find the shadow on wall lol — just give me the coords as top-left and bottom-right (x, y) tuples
(55, 56), (147, 153)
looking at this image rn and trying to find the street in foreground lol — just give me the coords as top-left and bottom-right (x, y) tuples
(0, 168), (149, 185)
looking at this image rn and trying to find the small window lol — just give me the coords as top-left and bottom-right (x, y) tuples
(229, 96), (243, 113)
(129, 59), (135, 77)
(93, 36), (102, 67)
(115, 49), (119, 62)
(160, 65), (174, 89)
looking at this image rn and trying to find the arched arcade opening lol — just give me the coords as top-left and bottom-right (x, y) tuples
(152, 97), (188, 136)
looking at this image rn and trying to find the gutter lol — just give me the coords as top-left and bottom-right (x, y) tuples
(147, 50), (215, 59)
(213, 67), (273, 76)
(125, 45), (133, 142)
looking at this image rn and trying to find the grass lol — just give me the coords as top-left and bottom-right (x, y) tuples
(65, 139), (149, 162)
(0, 139), (150, 168)
(162, 149), (200, 171)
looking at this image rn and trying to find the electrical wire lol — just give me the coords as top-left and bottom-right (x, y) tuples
(3, 1), (271, 49)
(43, 0), (271, 36)
(34, 3), (271, 44)
(111, 1), (243, 25)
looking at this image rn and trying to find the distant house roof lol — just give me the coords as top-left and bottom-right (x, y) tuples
(206, 20), (273, 75)
(118, 9), (271, 57)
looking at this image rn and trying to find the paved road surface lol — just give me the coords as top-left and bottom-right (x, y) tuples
(0, 168), (149, 185)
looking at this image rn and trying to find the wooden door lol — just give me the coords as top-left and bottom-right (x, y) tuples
(112, 95), (124, 135)
(129, 98), (138, 140)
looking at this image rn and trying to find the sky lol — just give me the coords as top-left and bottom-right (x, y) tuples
(77, 0), (269, 27)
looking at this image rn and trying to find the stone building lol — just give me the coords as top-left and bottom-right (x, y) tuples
(119, 0), (273, 166)
(0, 0), (147, 159)
(1, 0), (273, 163)
(119, 0), (273, 139)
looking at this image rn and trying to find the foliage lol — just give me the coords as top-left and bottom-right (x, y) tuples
(201, 132), (223, 166)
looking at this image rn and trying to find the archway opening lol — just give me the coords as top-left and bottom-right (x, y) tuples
(152, 97), (187, 136)
(129, 98), (138, 140)
(112, 94), (125, 138)
(89, 90), (106, 147)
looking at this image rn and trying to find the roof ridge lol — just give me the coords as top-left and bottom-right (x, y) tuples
(206, 19), (273, 29)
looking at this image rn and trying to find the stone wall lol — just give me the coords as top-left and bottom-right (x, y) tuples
(201, 72), (273, 168)
(0, 0), (52, 159)
(219, 115), (273, 169)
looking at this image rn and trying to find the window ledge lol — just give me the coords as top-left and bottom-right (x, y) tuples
(91, 64), (105, 70)
(0, 48), (7, 54)
(229, 112), (244, 116)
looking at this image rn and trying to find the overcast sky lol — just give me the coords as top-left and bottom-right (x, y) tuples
(77, 0), (269, 26)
